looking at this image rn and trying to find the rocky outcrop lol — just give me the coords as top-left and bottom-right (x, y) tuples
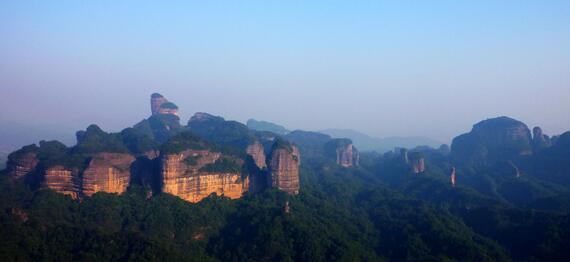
(161, 149), (249, 202)
(151, 93), (168, 115)
(409, 152), (425, 173)
(451, 116), (533, 165)
(43, 166), (81, 199)
(6, 151), (38, 179)
(268, 140), (300, 195)
(246, 141), (266, 169)
(532, 126), (551, 152)
(150, 93), (179, 116)
(324, 138), (359, 167)
(82, 153), (136, 196)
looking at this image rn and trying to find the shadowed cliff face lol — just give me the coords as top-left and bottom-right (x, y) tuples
(151, 93), (168, 115)
(160, 149), (249, 202)
(6, 151), (38, 179)
(268, 140), (300, 195)
(451, 116), (533, 165)
(246, 141), (266, 169)
(532, 126), (552, 152)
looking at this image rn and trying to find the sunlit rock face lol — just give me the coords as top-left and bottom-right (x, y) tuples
(43, 166), (81, 199)
(409, 152), (425, 173)
(160, 150), (249, 203)
(157, 102), (179, 116)
(268, 140), (300, 195)
(451, 116), (533, 165)
(6, 152), (38, 179)
(324, 138), (359, 167)
(246, 141), (266, 169)
(450, 167), (456, 187)
(82, 153), (136, 197)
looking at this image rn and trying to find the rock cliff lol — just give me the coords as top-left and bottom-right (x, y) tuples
(82, 153), (136, 196)
(246, 141), (266, 169)
(268, 139), (300, 195)
(324, 138), (359, 167)
(151, 93), (168, 115)
(43, 166), (81, 199)
(160, 132), (251, 202)
(161, 149), (249, 202)
(409, 152), (425, 173)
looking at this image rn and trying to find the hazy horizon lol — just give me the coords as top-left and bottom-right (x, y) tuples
(1, 1), (569, 144)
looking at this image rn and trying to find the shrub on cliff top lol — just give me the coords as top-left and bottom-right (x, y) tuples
(73, 124), (129, 154)
(161, 131), (210, 154)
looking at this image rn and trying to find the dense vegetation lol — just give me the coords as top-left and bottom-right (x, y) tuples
(188, 114), (256, 150)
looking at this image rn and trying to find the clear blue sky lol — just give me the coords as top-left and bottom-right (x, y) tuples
(1, 1), (569, 142)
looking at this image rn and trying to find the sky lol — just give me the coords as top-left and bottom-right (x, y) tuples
(1, 0), (569, 143)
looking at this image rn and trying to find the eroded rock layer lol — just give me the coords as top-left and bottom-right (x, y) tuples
(161, 150), (249, 202)
(246, 141), (266, 169)
(82, 153), (136, 196)
(268, 143), (300, 195)
(43, 166), (81, 199)
(6, 152), (38, 179)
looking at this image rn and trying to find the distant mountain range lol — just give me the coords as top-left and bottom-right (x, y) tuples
(246, 119), (443, 153)
(246, 119), (289, 135)
(319, 128), (443, 153)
